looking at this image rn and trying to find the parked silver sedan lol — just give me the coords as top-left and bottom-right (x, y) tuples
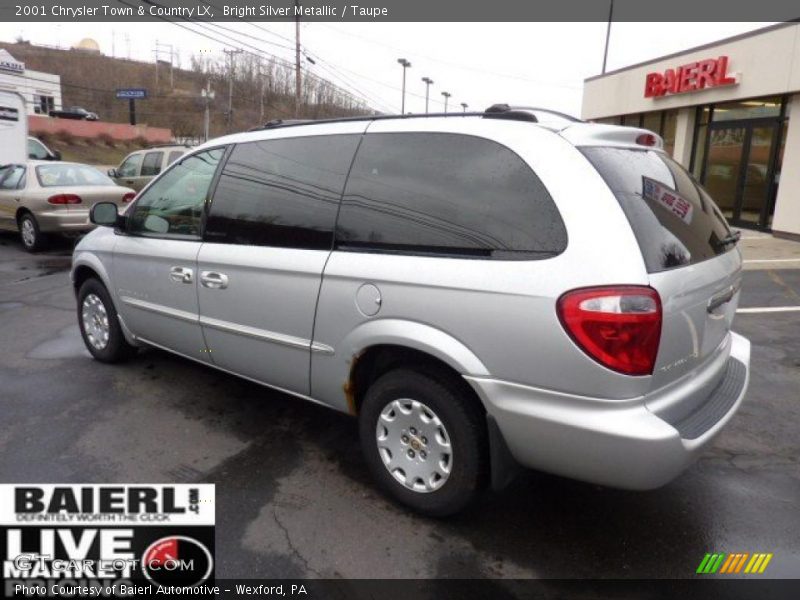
(0, 161), (135, 252)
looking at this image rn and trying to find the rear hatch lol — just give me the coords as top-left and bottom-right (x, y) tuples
(581, 145), (742, 391)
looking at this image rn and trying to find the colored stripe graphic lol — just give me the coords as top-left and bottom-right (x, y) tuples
(759, 553), (774, 573)
(744, 553), (774, 574)
(698, 553), (727, 574)
(700, 552), (772, 575)
(697, 553), (713, 574)
(720, 554), (736, 573)
(734, 553), (750, 573)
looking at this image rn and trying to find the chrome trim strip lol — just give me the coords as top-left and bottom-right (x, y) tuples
(135, 336), (339, 412)
(120, 296), (335, 355)
(310, 341), (335, 355)
(120, 296), (198, 324)
(199, 315), (311, 351)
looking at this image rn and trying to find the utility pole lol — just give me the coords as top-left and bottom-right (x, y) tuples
(460, 102), (468, 113)
(397, 58), (411, 114)
(258, 60), (265, 124)
(223, 48), (243, 132)
(602, 0), (614, 74)
(295, 0), (301, 117)
(441, 91), (451, 114)
(422, 77), (433, 114)
(201, 81), (215, 142)
(154, 40), (159, 88)
(155, 42), (175, 88)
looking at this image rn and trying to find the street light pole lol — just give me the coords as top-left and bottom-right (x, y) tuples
(201, 81), (215, 142)
(397, 58), (411, 114)
(422, 77), (433, 114)
(441, 91), (451, 114)
(602, 0), (614, 74)
(460, 102), (468, 113)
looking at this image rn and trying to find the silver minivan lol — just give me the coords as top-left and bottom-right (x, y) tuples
(72, 107), (750, 516)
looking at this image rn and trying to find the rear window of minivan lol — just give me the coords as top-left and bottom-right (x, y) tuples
(582, 147), (735, 273)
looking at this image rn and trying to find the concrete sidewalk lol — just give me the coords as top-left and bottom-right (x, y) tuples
(734, 228), (800, 270)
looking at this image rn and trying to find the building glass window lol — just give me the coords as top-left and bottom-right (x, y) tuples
(661, 110), (678, 157)
(32, 95), (55, 115)
(711, 97), (782, 122)
(622, 114), (642, 127)
(691, 107), (709, 179)
(641, 111), (662, 135)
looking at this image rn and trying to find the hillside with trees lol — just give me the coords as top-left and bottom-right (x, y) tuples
(3, 40), (373, 141)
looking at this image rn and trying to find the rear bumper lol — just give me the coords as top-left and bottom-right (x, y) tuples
(36, 209), (94, 233)
(465, 331), (750, 490)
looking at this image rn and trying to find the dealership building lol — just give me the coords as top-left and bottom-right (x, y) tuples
(0, 49), (61, 117)
(582, 22), (800, 238)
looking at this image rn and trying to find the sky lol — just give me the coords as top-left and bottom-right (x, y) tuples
(6, 21), (776, 117)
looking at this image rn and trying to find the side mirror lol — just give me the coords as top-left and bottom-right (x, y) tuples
(90, 202), (120, 227)
(51, 150), (62, 161)
(107, 168), (118, 178)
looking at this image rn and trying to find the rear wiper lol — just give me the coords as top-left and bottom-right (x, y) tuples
(717, 231), (741, 248)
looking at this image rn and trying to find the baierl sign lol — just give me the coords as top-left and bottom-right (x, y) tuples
(644, 56), (739, 98)
(0, 50), (25, 75)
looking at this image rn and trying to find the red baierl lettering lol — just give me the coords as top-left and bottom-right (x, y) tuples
(644, 56), (737, 98)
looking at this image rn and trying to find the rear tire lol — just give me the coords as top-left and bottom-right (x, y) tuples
(18, 213), (47, 253)
(359, 368), (488, 517)
(77, 278), (137, 363)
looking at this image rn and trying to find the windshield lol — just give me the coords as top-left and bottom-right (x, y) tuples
(582, 147), (734, 273)
(36, 164), (114, 188)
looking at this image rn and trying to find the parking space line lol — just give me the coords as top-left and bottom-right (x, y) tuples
(743, 258), (800, 263)
(736, 306), (800, 314)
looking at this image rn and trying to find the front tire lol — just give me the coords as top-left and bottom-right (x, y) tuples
(18, 213), (47, 252)
(359, 368), (488, 517)
(77, 278), (137, 363)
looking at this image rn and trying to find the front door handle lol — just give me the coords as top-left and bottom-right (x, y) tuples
(169, 266), (194, 284)
(200, 271), (229, 290)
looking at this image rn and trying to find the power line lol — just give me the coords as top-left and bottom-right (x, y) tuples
(318, 23), (583, 90)
(120, 0), (375, 112)
(185, 17), (385, 113)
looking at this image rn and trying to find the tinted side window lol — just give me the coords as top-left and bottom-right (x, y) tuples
(205, 135), (360, 249)
(141, 151), (164, 176)
(0, 166), (25, 190)
(335, 132), (567, 258)
(28, 139), (48, 159)
(581, 147), (733, 273)
(128, 148), (224, 238)
(118, 154), (143, 177)
(167, 150), (184, 165)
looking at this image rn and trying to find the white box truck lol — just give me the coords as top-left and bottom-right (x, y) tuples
(0, 91), (27, 165)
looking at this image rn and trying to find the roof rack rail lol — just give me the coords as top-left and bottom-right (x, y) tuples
(241, 104), (581, 132)
(249, 118), (315, 131)
(485, 104), (583, 124)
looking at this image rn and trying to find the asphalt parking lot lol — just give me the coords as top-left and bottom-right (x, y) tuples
(0, 231), (798, 580)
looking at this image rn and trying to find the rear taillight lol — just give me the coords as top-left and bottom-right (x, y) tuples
(636, 133), (658, 146)
(47, 194), (82, 205)
(557, 286), (662, 376)
(122, 192), (136, 203)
